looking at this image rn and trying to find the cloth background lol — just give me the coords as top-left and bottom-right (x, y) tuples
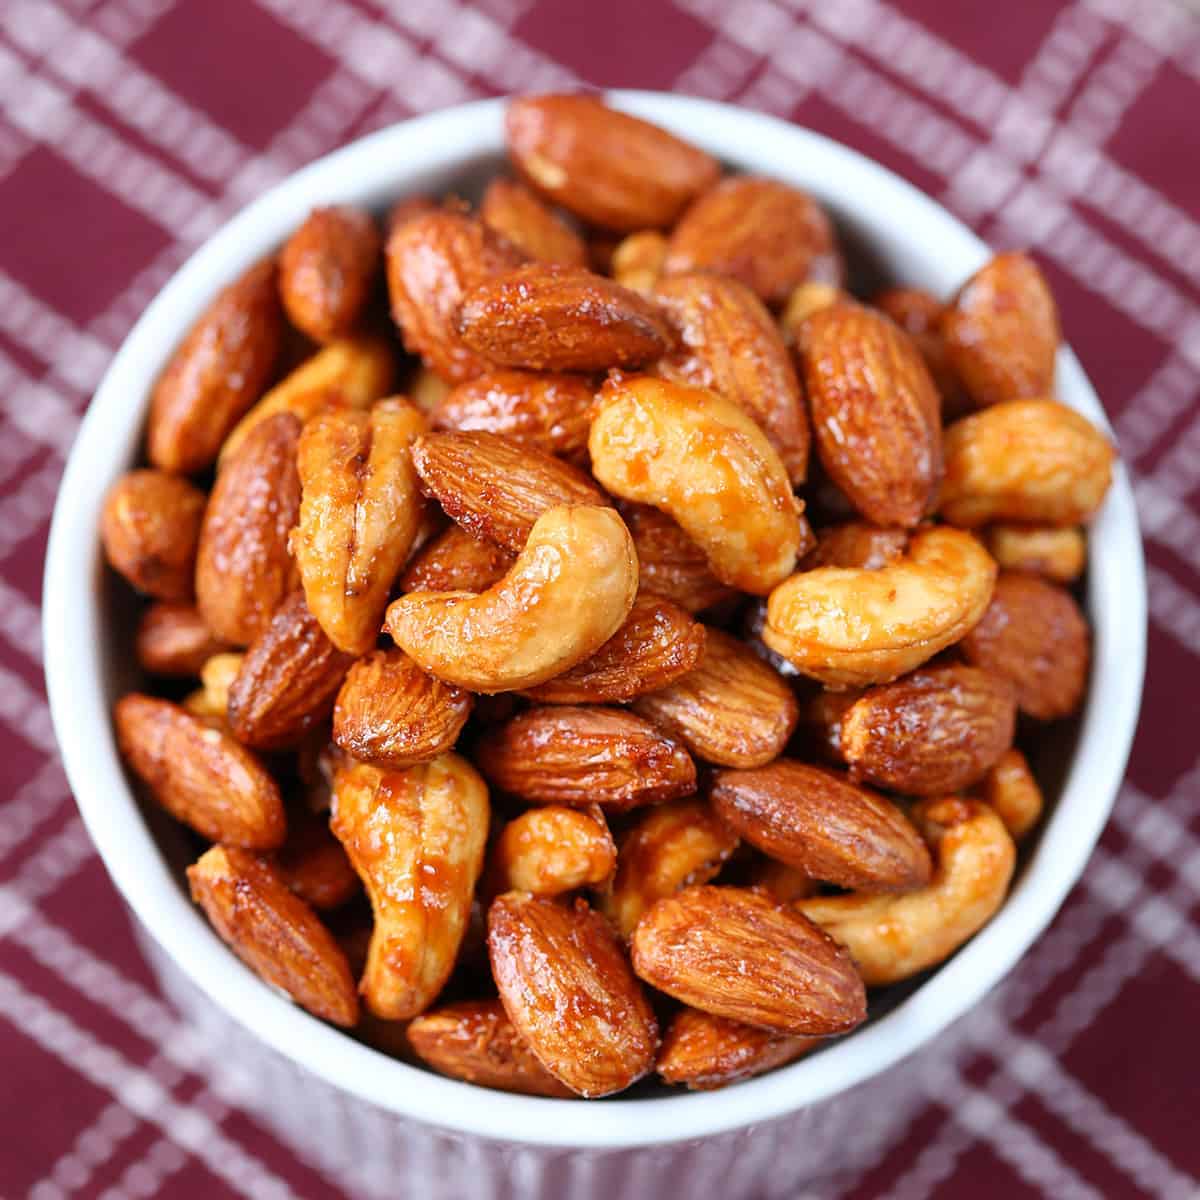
(1, 0), (1198, 1196)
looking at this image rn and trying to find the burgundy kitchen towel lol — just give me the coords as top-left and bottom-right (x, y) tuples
(2, 1), (1199, 1196)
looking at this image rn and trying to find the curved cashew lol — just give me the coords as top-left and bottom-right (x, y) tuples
(763, 526), (996, 688)
(384, 505), (637, 692)
(797, 797), (1015, 986)
(588, 375), (805, 595)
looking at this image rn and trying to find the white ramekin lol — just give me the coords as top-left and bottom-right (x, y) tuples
(43, 93), (1146, 1197)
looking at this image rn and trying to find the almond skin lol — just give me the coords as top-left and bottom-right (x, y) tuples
(631, 885), (866, 1036)
(622, 505), (737, 613)
(960, 572), (1089, 720)
(474, 706), (697, 812)
(188, 845), (358, 1026)
(839, 665), (1017, 795)
(505, 94), (719, 232)
(874, 286), (965, 417)
(399, 523), (514, 593)
(101, 470), (206, 602)
(709, 761), (932, 892)
(798, 301), (943, 528)
(273, 809), (361, 911)
(805, 522), (909, 571)
(114, 693), (285, 849)
(226, 591), (355, 751)
(632, 628), (798, 768)
(488, 892), (659, 1097)
(148, 258), (282, 474)
(135, 603), (230, 678)
(411, 430), (609, 553)
(653, 272), (810, 484)
(456, 264), (673, 372)
(408, 998), (574, 1097)
(279, 205), (382, 343)
(480, 178), (587, 267)
(665, 177), (842, 308)
(195, 412), (302, 646)
(523, 593), (706, 704)
(332, 648), (473, 769)
(386, 210), (526, 382)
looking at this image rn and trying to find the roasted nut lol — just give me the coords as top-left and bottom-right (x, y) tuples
(797, 301), (942, 528)
(409, 364), (452, 414)
(600, 798), (739, 939)
(657, 1008), (816, 1091)
(399, 524), (514, 593)
(148, 258), (282, 474)
(590, 375), (805, 594)
(611, 230), (667, 294)
(331, 754), (489, 1019)
(523, 593), (706, 704)
(666, 177), (841, 308)
(101, 470), (206, 602)
(456, 264), (673, 372)
(293, 398), (427, 655)
(710, 761), (932, 892)
(632, 885), (866, 1035)
(480, 178), (586, 267)
(489, 806), (616, 896)
(940, 251), (1059, 408)
(411, 430), (609, 554)
(653, 272), (810, 483)
(226, 591), (355, 750)
(386, 194), (437, 235)
(632, 629), (798, 768)
(941, 399), (1114, 528)
(430, 369), (594, 459)
(273, 809), (360, 910)
(195, 412), (302, 646)
(799, 687), (861, 761)
(984, 523), (1086, 583)
(805, 522), (909, 570)
(799, 797), (1015, 985)
(780, 280), (841, 342)
(982, 748), (1043, 839)
(838, 665), (1017, 795)
(488, 892), (659, 1097)
(505, 94), (719, 231)
(183, 652), (243, 719)
(622, 505), (737, 613)
(407, 998), (574, 1097)
(960, 571), (1089, 720)
(135, 603), (230, 677)
(219, 334), (396, 465)
(188, 845), (358, 1026)
(279, 206), (382, 343)
(763, 526), (997, 688)
(749, 858), (819, 903)
(114, 694), (285, 849)
(475, 706), (696, 811)
(332, 648), (473, 769)
(385, 505), (637, 692)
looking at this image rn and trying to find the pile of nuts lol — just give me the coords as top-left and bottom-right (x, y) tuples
(102, 94), (1116, 1098)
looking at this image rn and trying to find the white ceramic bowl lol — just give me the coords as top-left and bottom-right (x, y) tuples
(44, 92), (1145, 1190)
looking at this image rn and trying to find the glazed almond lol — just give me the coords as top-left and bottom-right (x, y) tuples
(135, 603), (230, 678)
(399, 524), (514, 594)
(623, 505), (737, 613)
(273, 809), (360, 911)
(657, 1008), (816, 1091)
(480, 178), (587, 267)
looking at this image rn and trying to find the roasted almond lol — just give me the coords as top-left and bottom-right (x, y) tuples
(398, 523), (514, 593)
(226, 591), (355, 751)
(839, 665), (1017, 795)
(195, 412), (302, 646)
(622, 504), (737, 613)
(665, 177), (842, 308)
(488, 892), (659, 1097)
(632, 628), (798, 768)
(797, 301), (942, 528)
(480, 178), (587, 267)
(804, 522), (909, 570)
(488, 805), (616, 897)
(474, 705), (696, 811)
(114, 693), (285, 849)
(960, 571), (1089, 720)
(631, 885), (866, 1036)
(188, 845), (358, 1026)
(101, 470), (206, 602)
(873, 286), (964, 416)
(148, 258), (282, 474)
(135, 602), (230, 678)
(505, 94), (719, 232)
(456, 264), (673, 372)
(332, 648), (473, 769)
(411, 430), (609, 553)
(273, 808), (360, 910)
(710, 761), (932, 892)
(522, 593), (706, 704)
(653, 272), (810, 484)
(407, 998), (574, 1097)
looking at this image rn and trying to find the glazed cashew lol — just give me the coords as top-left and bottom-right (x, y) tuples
(384, 505), (638, 692)
(488, 806), (616, 897)
(982, 748), (1044, 840)
(182, 652), (244, 719)
(588, 375), (805, 595)
(763, 526), (996, 688)
(797, 797), (1015, 986)
(984, 523), (1086, 584)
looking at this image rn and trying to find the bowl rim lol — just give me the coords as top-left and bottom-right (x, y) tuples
(43, 90), (1146, 1149)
